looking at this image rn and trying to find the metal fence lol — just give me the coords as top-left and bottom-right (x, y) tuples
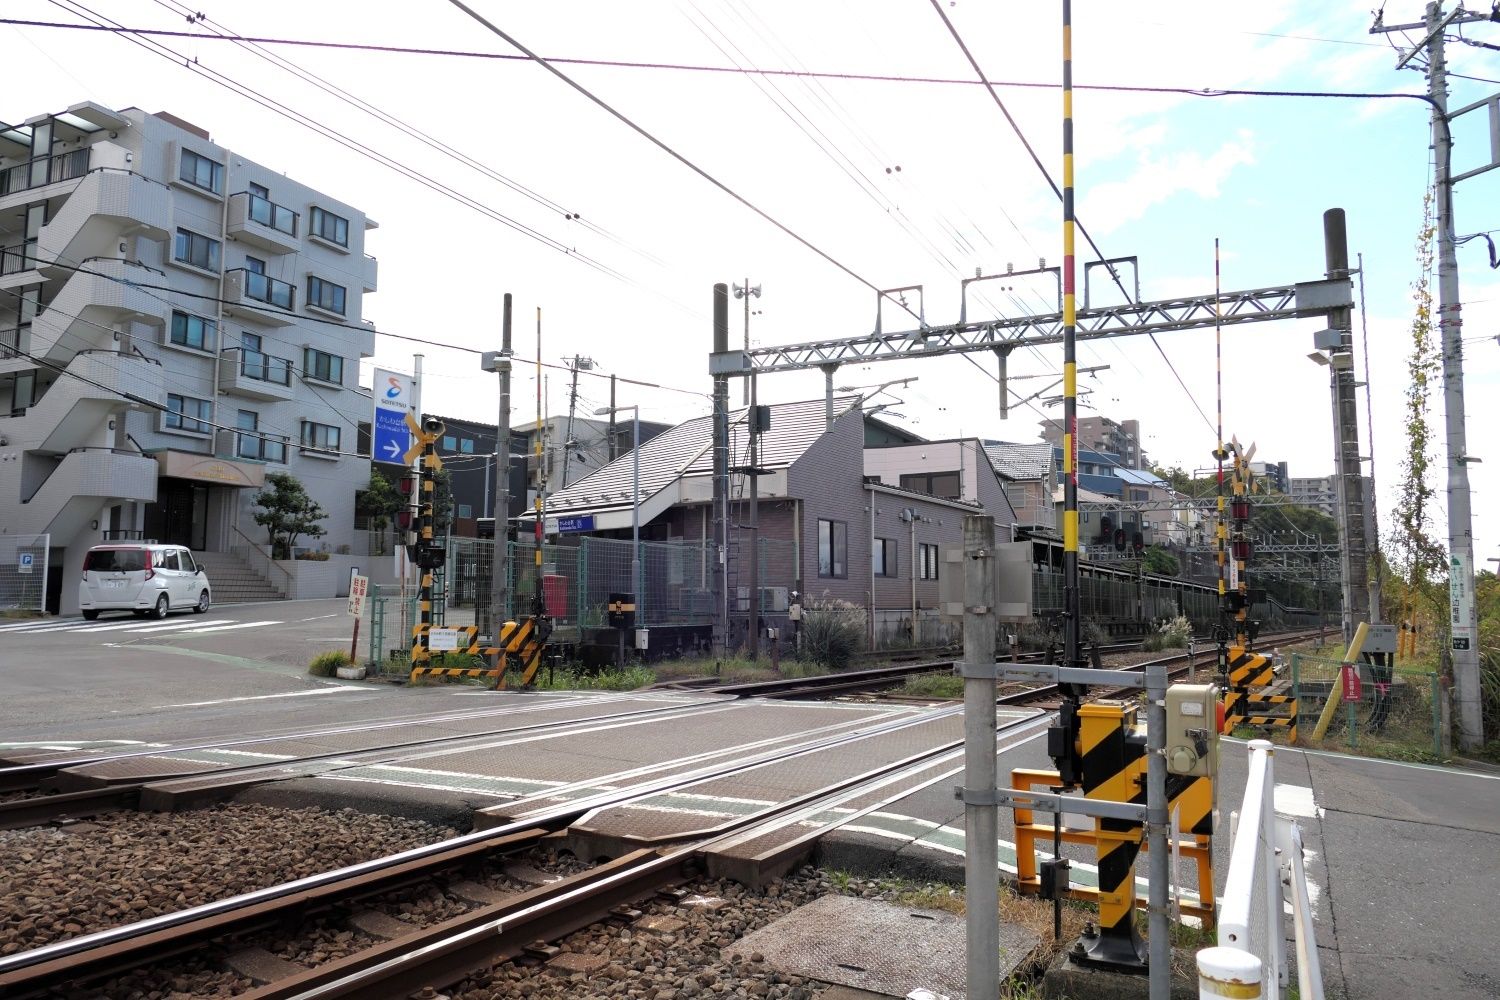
(443, 535), (800, 636)
(1200, 738), (1323, 1000)
(0, 534), (48, 612)
(1291, 652), (1443, 756)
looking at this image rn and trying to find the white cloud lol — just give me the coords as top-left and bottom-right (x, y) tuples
(1077, 130), (1257, 236)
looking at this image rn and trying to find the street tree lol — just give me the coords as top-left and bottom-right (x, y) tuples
(252, 472), (328, 559)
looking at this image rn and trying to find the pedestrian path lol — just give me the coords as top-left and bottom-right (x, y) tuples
(0, 617), (283, 640)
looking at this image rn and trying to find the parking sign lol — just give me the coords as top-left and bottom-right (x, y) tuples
(17, 552), (33, 575)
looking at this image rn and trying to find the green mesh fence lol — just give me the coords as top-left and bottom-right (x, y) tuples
(1291, 651), (1442, 757)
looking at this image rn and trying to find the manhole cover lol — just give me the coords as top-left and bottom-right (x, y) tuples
(731, 895), (1039, 1000)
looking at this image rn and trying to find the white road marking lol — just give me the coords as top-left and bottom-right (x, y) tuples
(173, 620), (283, 635)
(65, 618), (227, 633)
(299, 614), (339, 622)
(163, 686), (359, 708)
(118, 619), (234, 633)
(0, 619), (90, 633)
(1274, 783), (1321, 819)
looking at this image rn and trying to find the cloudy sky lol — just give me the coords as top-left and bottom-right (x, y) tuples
(6, 1), (1499, 561)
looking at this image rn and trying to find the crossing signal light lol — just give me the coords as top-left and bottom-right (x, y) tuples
(1099, 515), (1113, 544)
(1232, 538), (1252, 561)
(1114, 528), (1126, 552)
(1231, 499), (1250, 521)
(1132, 531), (1144, 555)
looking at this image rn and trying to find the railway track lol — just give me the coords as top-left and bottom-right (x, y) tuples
(0, 693), (740, 831)
(711, 628), (1320, 701)
(0, 632), (1321, 996)
(0, 706), (1050, 998)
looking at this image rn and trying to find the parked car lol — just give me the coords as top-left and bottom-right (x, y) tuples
(78, 544), (212, 620)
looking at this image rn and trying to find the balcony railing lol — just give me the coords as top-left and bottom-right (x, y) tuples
(0, 327), (20, 358)
(0, 149), (91, 197)
(242, 192), (298, 237)
(230, 268), (295, 310)
(0, 243), (37, 276)
(239, 348), (293, 385)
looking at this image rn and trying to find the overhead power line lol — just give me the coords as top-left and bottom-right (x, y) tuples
(925, 0), (1220, 436)
(0, 17), (1433, 101)
(440, 0), (921, 325)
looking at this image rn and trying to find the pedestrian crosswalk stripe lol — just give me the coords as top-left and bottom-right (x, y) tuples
(175, 620), (282, 634)
(62, 618), (230, 633)
(119, 619), (233, 633)
(0, 619), (84, 632)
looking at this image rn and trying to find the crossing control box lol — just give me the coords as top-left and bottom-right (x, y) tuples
(1165, 683), (1218, 777)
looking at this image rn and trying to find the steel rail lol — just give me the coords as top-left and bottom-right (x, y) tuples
(0, 697), (740, 831)
(0, 699), (964, 991)
(0, 690), (689, 791)
(241, 713), (1055, 1000)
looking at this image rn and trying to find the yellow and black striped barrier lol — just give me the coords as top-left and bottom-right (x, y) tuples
(1220, 644), (1299, 742)
(1010, 704), (1218, 948)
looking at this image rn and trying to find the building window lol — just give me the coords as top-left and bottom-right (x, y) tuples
(165, 393), (212, 434)
(873, 537), (897, 577)
(310, 207), (350, 247)
(302, 348), (344, 385)
(173, 228), (221, 272)
(919, 543), (940, 581)
(461, 438), (475, 454)
(900, 471), (961, 500)
(300, 421), (341, 453)
(234, 410), (284, 462)
(442, 434), (457, 451)
(817, 519), (847, 578)
(179, 150), (224, 194)
(457, 504), (473, 519)
(169, 310), (215, 351)
(306, 275), (347, 315)
(357, 421), (371, 456)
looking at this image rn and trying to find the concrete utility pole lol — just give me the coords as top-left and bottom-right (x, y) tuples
(559, 354), (594, 490)
(733, 280), (762, 406)
(1323, 210), (1371, 645)
(482, 294), (514, 637)
(959, 514), (1000, 1000)
(712, 284), (731, 658)
(1371, 2), (1496, 749)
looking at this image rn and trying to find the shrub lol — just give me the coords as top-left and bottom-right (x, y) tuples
(295, 551), (331, 561)
(1155, 615), (1192, 649)
(800, 595), (866, 670)
(309, 649), (353, 676)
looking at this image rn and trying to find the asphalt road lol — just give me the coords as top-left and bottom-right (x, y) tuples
(0, 598), (417, 738)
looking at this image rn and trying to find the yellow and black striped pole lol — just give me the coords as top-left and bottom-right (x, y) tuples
(409, 428), (443, 667)
(1061, 0), (1082, 676)
(1077, 701), (1148, 968)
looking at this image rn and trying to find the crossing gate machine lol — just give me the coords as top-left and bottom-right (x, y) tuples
(405, 418), (551, 688)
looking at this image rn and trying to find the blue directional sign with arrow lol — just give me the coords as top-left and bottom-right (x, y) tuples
(372, 367), (415, 467)
(373, 406), (410, 466)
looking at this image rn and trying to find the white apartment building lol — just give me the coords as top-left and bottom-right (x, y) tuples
(0, 103), (377, 613)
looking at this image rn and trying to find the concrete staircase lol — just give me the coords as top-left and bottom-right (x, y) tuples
(195, 550), (284, 605)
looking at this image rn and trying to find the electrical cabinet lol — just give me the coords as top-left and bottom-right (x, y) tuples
(1164, 683), (1218, 777)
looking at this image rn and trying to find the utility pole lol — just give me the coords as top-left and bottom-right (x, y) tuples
(712, 284), (731, 659)
(560, 354), (594, 489)
(481, 294), (514, 639)
(1371, 2), (1497, 750)
(1324, 209), (1371, 644)
(733, 280), (762, 405)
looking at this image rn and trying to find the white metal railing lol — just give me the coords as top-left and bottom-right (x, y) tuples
(1198, 739), (1323, 1000)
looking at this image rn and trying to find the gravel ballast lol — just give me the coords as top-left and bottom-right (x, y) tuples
(0, 803), (457, 955)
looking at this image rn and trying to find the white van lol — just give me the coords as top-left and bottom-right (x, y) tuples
(78, 544), (213, 621)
